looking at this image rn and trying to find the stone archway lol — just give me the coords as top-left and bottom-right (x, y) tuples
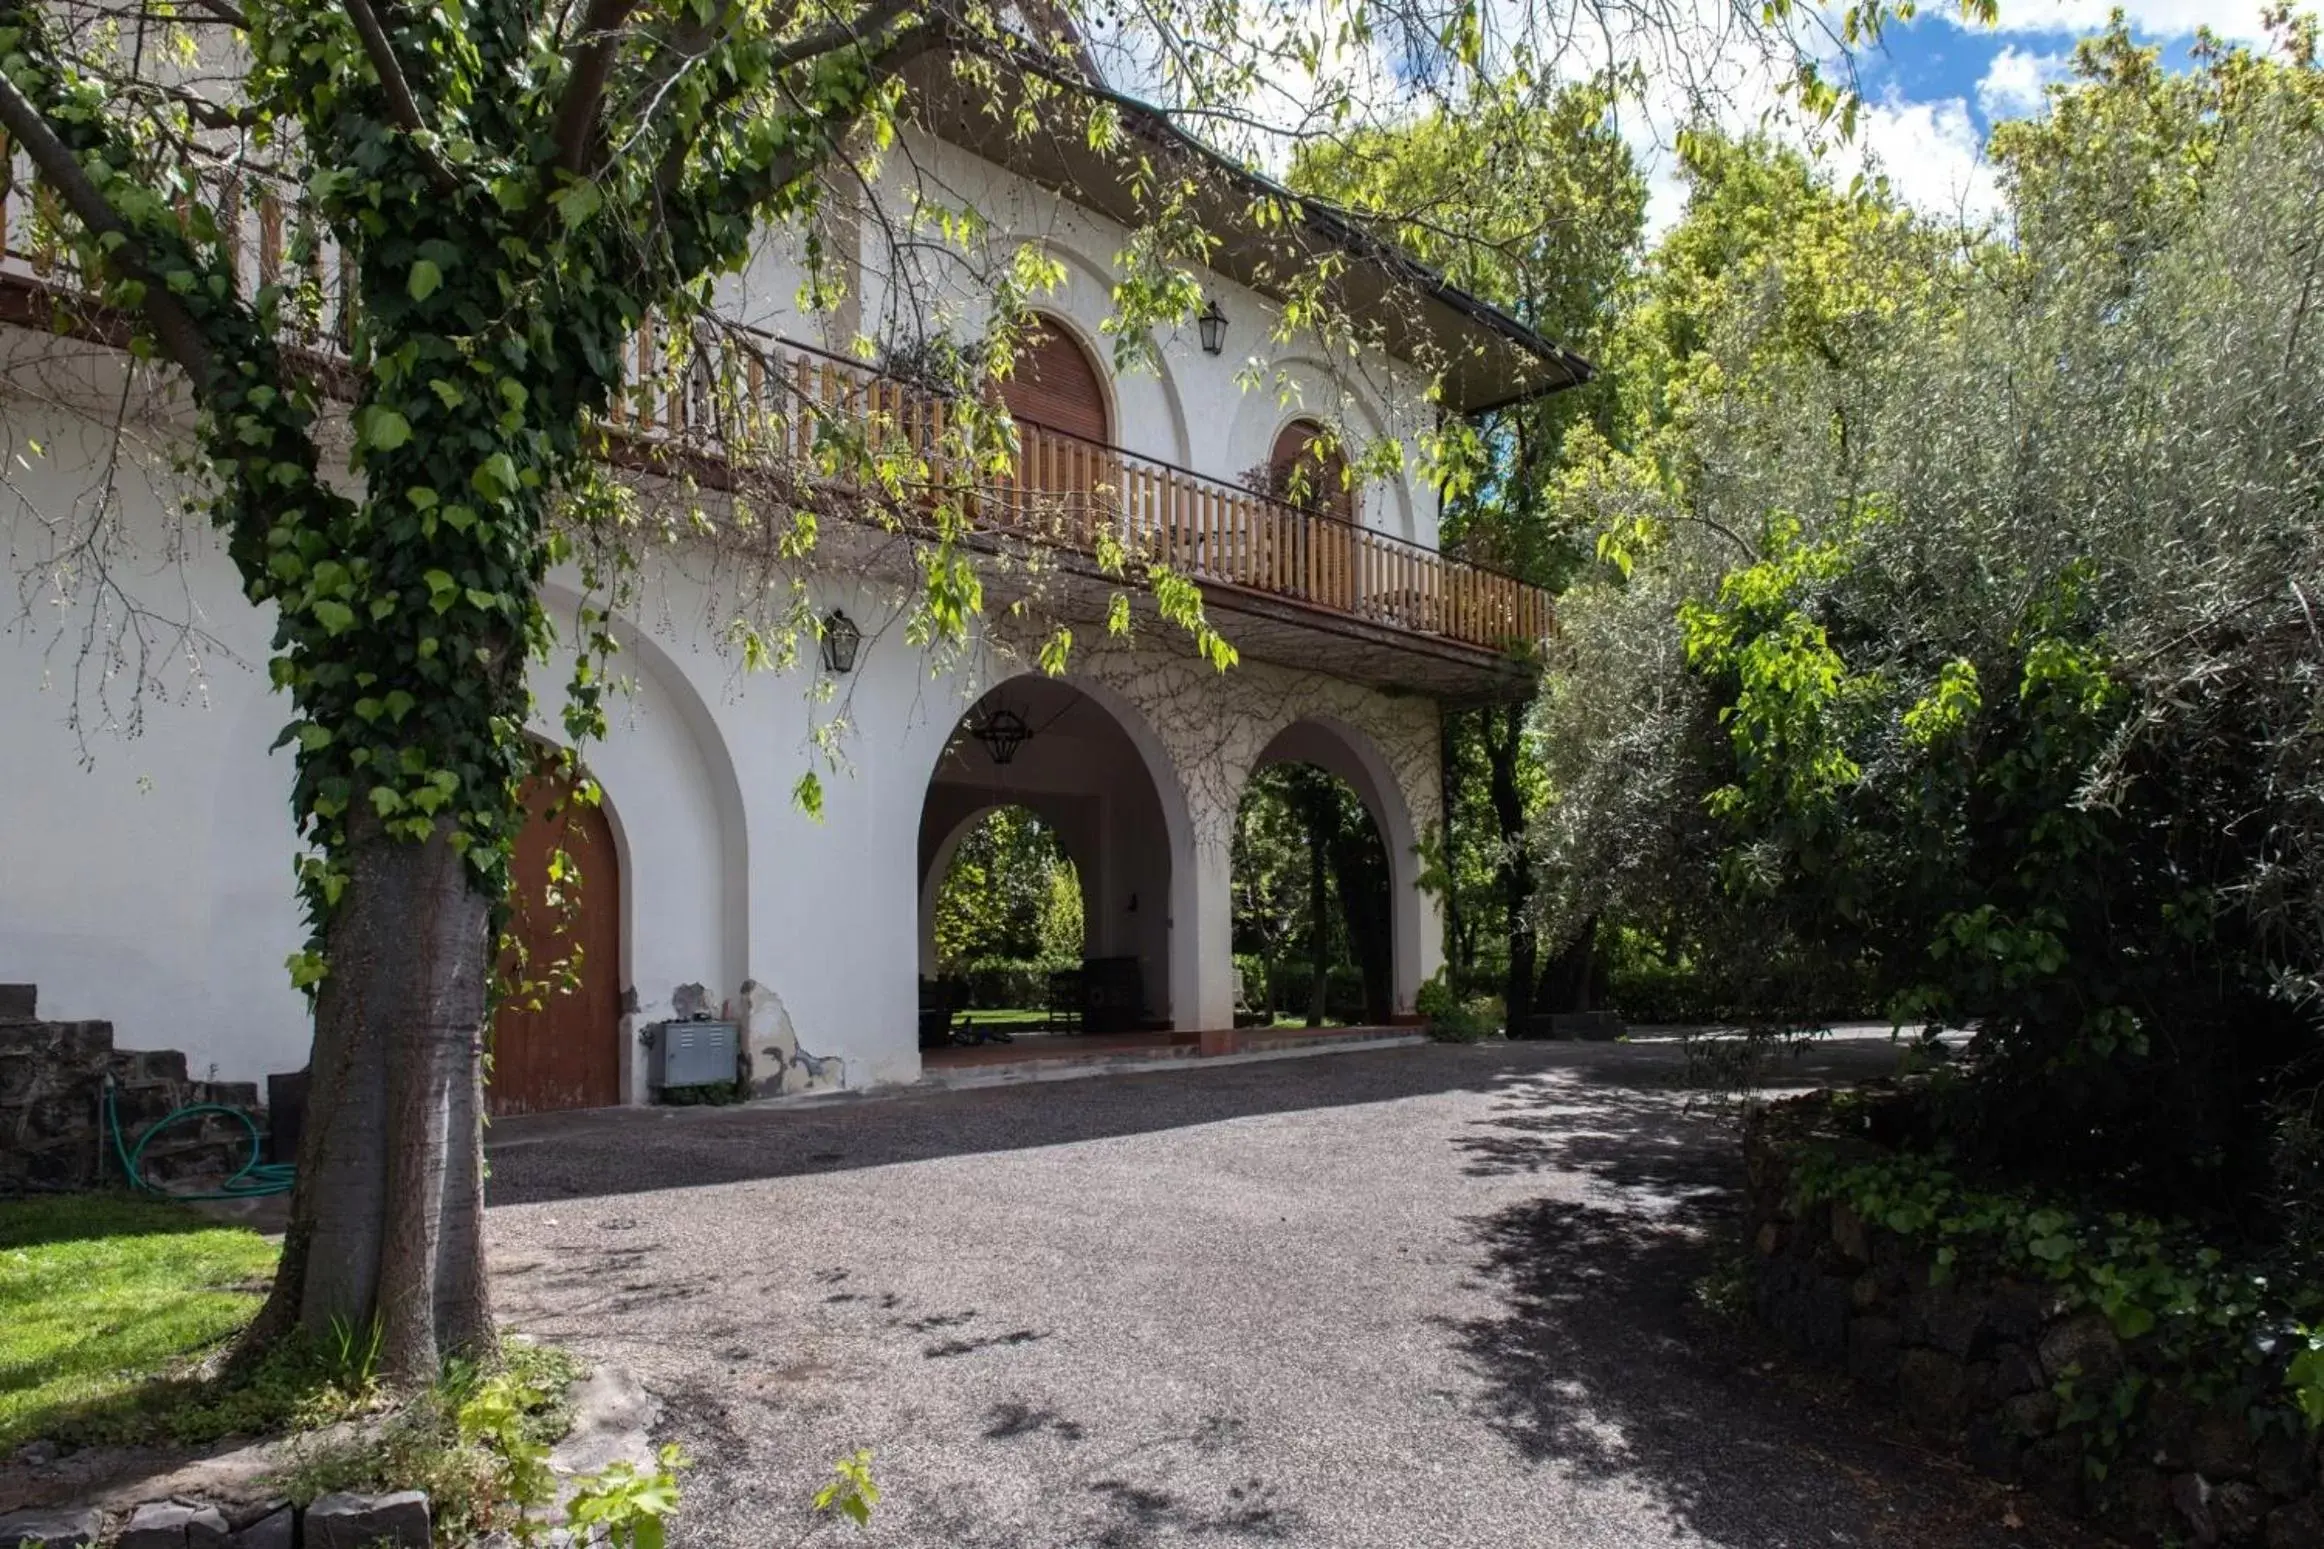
(917, 674), (1188, 1034)
(1249, 715), (1429, 1017)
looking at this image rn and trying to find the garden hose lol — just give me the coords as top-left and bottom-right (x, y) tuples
(102, 1075), (297, 1200)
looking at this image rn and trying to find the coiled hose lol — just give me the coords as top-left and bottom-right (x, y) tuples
(102, 1075), (297, 1200)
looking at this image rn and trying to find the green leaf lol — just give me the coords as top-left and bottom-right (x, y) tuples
(312, 599), (356, 633)
(361, 408), (412, 452)
(408, 258), (442, 301)
(553, 180), (602, 229)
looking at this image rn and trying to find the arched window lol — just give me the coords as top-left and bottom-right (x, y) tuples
(1269, 419), (1355, 523)
(998, 314), (1109, 446)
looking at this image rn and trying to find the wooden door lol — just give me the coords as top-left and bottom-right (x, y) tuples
(490, 774), (622, 1115)
(1271, 420), (1356, 605)
(998, 317), (1110, 445)
(997, 317), (1115, 533)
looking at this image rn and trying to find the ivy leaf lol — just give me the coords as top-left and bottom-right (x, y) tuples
(312, 599), (357, 633)
(408, 259), (443, 301)
(361, 408), (413, 452)
(554, 180), (602, 229)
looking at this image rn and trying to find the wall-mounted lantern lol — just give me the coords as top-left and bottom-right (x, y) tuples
(969, 705), (1033, 765)
(1197, 297), (1228, 356)
(820, 609), (861, 675)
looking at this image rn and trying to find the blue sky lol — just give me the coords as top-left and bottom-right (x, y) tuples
(1759, 1), (2288, 233)
(1864, 3), (2215, 134)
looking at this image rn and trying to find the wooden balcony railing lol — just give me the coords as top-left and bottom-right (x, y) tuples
(609, 326), (1553, 652)
(0, 148), (1552, 655)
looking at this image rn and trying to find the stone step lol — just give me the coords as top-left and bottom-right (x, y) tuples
(0, 982), (34, 1020)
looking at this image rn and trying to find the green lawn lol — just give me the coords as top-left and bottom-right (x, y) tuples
(0, 1193), (278, 1448)
(950, 1006), (1057, 1028)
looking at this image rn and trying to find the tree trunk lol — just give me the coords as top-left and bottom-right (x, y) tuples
(1537, 912), (1601, 1017)
(434, 1044), (493, 1360)
(243, 818), (495, 1385)
(1328, 836), (1393, 1025)
(1306, 814), (1330, 1028)
(1485, 705), (1536, 1031)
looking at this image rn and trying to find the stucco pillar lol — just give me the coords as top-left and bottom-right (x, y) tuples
(1171, 816), (1237, 1042)
(1401, 715), (1447, 1013)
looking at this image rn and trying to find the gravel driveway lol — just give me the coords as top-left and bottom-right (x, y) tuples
(484, 1035), (2087, 1548)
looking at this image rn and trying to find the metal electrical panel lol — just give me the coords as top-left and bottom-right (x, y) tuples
(649, 1020), (739, 1089)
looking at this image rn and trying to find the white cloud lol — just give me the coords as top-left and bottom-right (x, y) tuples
(1970, 0), (2275, 44)
(1977, 45), (2069, 120)
(1840, 94), (2004, 227)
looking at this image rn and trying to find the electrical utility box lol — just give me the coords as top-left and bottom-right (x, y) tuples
(648, 1020), (739, 1090)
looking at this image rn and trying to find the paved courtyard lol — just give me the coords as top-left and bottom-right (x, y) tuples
(485, 1036), (2087, 1548)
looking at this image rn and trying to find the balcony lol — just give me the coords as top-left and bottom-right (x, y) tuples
(0, 159), (1552, 678)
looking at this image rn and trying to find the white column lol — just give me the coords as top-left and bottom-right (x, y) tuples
(1172, 825), (1237, 1038)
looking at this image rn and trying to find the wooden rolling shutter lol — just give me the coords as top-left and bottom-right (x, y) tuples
(1271, 420), (1355, 524)
(1000, 318), (1109, 445)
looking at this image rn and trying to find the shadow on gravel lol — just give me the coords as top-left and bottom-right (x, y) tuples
(1441, 1061), (2093, 1549)
(488, 1043), (1558, 1206)
(486, 1035), (1920, 1209)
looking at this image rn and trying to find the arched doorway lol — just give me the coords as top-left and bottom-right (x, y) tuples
(925, 805), (1088, 1038)
(1265, 419), (1358, 606)
(1238, 716), (1428, 1024)
(1232, 762), (1391, 1027)
(1268, 418), (1355, 523)
(490, 769), (623, 1115)
(998, 314), (1110, 444)
(917, 676), (1175, 1044)
(994, 314), (1115, 532)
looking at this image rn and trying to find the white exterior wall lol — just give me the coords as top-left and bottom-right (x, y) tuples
(716, 132), (1443, 548)
(0, 460), (1443, 1089)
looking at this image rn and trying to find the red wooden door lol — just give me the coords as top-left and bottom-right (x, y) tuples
(490, 775), (622, 1115)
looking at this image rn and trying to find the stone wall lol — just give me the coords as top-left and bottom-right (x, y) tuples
(1743, 1106), (2323, 1549)
(0, 985), (262, 1192)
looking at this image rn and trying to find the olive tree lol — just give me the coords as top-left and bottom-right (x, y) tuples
(1538, 23), (2324, 1227)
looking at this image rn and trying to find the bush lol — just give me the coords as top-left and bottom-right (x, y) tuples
(958, 956), (1075, 1009)
(1416, 971), (1501, 1042)
(1259, 962), (1371, 1022)
(1599, 924), (1876, 1026)
(1538, 44), (2324, 1235)
(1765, 1089), (2324, 1468)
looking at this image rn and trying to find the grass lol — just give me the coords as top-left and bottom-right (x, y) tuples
(0, 1192), (279, 1449)
(0, 1191), (588, 1538)
(272, 1341), (582, 1534)
(951, 1006), (1059, 1028)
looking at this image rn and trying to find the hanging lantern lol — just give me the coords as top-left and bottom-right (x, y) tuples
(969, 705), (1033, 765)
(1197, 296), (1228, 356)
(820, 609), (861, 675)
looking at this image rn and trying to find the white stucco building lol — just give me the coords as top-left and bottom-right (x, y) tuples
(0, 53), (1575, 1112)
